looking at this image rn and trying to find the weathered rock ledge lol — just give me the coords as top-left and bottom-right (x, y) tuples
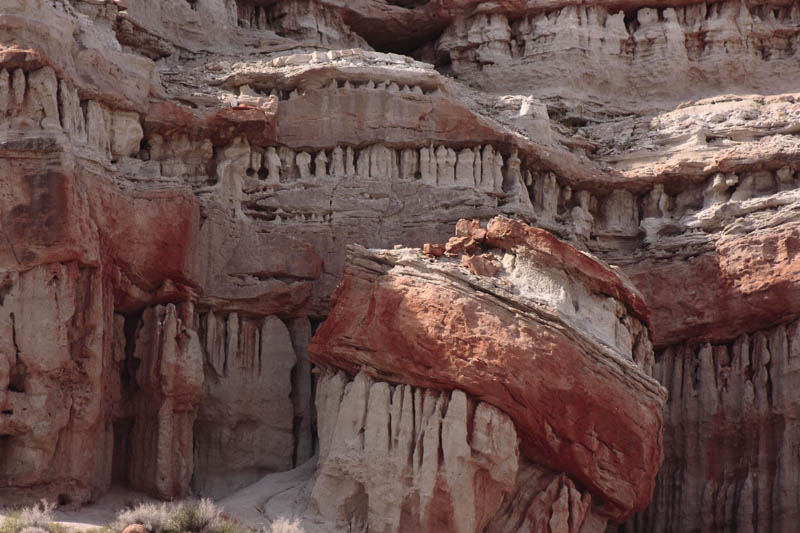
(309, 217), (667, 522)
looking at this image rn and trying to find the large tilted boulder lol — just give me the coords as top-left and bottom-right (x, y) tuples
(309, 217), (667, 523)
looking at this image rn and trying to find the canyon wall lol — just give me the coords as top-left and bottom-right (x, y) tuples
(1, 0), (799, 531)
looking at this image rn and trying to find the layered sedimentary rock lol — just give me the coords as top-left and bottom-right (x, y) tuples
(435, 1), (800, 108)
(0, 263), (108, 506)
(309, 217), (666, 524)
(3, 0), (800, 530)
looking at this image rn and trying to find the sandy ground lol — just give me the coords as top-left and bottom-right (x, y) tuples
(52, 486), (157, 530)
(1, 459), (325, 532)
(220, 458), (325, 532)
(0, 486), (155, 531)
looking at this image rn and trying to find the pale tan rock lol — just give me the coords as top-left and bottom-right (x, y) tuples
(400, 148), (418, 180)
(310, 370), (519, 533)
(58, 80), (86, 142)
(455, 147), (475, 187)
(477, 144), (493, 192)
(329, 146), (344, 176)
(86, 100), (112, 156)
(111, 111), (144, 157)
(123, 304), (204, 500)
(0, 69), (9, 115)
(26, 67), (59, 129)
(264, 147), (282, 183)
(11, 69), (25, 108)
(434, 0), (800, 110)
(314, 150), (328, 178)
(420, 146), (436, 185)
(0, 263), (106, 506)
(121, 525), (149, 533)
(193, 314), (297, 498)
(601, 190), (639, 236)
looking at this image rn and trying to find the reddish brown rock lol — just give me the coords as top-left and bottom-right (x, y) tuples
(309, 218), (666, 521)
(628, 319), (800, 532)
(81, 170), (201, 311)
(0, 151), (100, 271)
(422, 242), (445, 257)
(625, 223), (800, 347)
(5, 0), (800, 527)
(444, 235), (478, 255)
(144, 100), (278, 149)
(461, 253), (499, 277)
(455, 218), (487, 242)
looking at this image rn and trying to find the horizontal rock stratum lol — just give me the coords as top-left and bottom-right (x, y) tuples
(4, 0), (799, 528)
(309, 217), (667, 521)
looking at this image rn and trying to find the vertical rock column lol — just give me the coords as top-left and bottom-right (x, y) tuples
(121, 303), (204, 500)
(627, 320), (800, 532)
(311, 371), (519, 533)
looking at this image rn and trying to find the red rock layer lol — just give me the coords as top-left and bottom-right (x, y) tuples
(309, 218), (666, 521)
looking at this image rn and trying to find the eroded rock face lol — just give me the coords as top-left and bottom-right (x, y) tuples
(309, 217), (666, 522)
(432, 1), (800, 110)
(486, 460), (609, 533)
(310, 369), (612, 533)
(626, 223), (800, 346)
(626, 319), (800, 532)
(0, 263), (108, 506)
(111, 304), (203, 500)
(311, 371), (519, 533)
(3, 0), (800, 529)
(192, 313), (297, 498)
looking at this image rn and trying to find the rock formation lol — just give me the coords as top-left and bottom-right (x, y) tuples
(1, 0), (799, 531)
(308, 217), (666, 528)
(311, 372), (520, 533)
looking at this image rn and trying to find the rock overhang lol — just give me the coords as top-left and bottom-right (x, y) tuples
(309, 216), (667, 522)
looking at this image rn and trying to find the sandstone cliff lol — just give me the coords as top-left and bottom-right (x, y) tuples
(1, 0), (799, 531)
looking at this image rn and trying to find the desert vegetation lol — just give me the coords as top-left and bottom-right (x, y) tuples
(0, 500), (65, 533)
(1, 500), (302, 533)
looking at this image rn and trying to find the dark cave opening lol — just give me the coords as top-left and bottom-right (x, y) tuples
(111, 419), (134, 486)
(0, 434), (14, 474)
(110, 311), (145, 489)
(7, 361), (26, 393)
